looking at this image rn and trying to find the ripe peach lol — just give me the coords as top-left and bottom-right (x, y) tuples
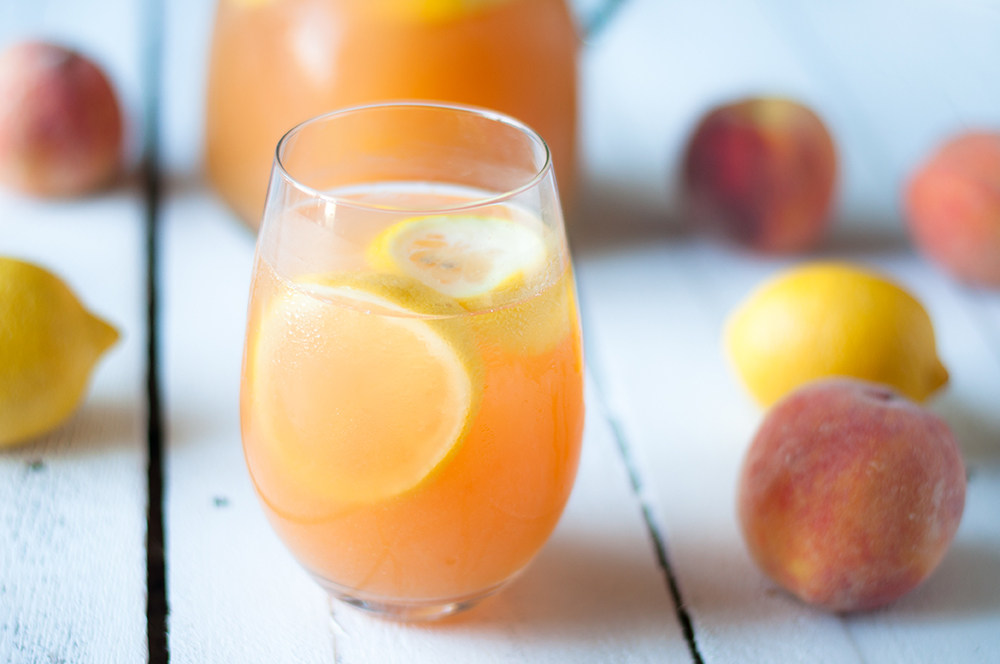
(683, 97), (837, 253)
(738, 378), (965, 612)
(905, 131), (1000, 288)
(0, 41), (122, 197)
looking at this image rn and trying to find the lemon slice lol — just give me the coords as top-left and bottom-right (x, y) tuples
(367, 215), (548, 306)
(249, 273), (478, 507)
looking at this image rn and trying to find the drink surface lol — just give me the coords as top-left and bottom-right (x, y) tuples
(240, 185), (585, 601)
(207, 0), (578, 226)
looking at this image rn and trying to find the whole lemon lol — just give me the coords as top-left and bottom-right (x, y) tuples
(0, 257), (119, 447)
(725, 262), (948, 407)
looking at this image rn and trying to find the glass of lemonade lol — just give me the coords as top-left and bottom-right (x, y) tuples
(239, 102), (585, 620)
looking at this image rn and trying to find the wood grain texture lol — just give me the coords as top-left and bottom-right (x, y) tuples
(0, 0), (148, 661)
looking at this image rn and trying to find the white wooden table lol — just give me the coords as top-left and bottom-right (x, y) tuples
(2, 1), (999, 662)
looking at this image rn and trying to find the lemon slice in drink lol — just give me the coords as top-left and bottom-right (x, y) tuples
(249, 273), (478, 508)
(367, 215), (548, 307)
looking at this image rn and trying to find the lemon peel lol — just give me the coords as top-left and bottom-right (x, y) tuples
(725, 262), (948, 407)
(0, 257), (118, 447)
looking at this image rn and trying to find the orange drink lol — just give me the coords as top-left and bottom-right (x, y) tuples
(206, 0), (579, 227)
(240, 103), (584, 619)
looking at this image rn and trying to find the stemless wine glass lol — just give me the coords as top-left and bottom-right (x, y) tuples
(239, 102), (585, 620)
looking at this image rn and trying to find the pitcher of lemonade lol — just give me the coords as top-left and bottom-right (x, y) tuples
(206, 0), (579, 228)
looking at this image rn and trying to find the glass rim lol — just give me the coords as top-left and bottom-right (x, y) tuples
(272, 100), (554, 214)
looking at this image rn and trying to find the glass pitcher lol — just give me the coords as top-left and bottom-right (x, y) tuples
(205, 0), (579, 228)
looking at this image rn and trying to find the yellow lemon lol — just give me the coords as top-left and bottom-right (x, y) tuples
(725, 262), (948, 407)
(248, 272), (480, 506)
(0, 257), (119, 447)
(367, 214), (548, 308)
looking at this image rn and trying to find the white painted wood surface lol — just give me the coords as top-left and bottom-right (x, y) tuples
(3, 0), (1000, 661)
(156, 0), (1000, 660)
(159, 2), (687, 661)
(0, 2), (148, 661)
(574, 1), (1000, 661)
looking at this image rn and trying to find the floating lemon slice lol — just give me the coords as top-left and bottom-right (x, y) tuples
(367, 215), (548, 306)
(249, 273), (478, 507)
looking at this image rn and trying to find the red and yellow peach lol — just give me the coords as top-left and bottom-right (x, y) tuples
(683, 97), (837, 254)
(738, 378), (965, 612)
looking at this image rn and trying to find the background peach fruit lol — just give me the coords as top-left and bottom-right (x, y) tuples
(738, 378), (965, 612)
(683, 97), (837, 253)
(0, 41), (122, 197)
(905, 131), (1000, 289)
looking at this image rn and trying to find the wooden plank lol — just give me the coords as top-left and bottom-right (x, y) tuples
(327, 378), (689, 663)
(576, 232), (1000, 663)
(756, 0), (1000, 228)
(721, 2), (1000, 652)
(160, 194), (339, 663)
(0, 195), (148, 664)
(157, 0), (338, 658)
(157, 150), (688, 661)
(578, 0), (830, 221)
(0, 1), (149, 662)
(838, 256), (1000, 664)
(575, 241), (866, 664)
(579, 0), (1000, 244)
(161, 194), (688, 661)
(159, 4), (682, 662)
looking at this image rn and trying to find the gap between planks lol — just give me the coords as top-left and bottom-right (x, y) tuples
(576, 282), (706, 664)
(142, 0), (168, 660)
(140, 1), (639, 660)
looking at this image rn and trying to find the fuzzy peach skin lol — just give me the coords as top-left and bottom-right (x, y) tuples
(905, 131), (1000, 289)
(0, 41), (122, 197)
(738, 378), (965, 612)
(683, 97), (837, 254)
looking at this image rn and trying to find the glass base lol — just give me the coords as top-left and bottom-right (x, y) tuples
(318, 577), (512, 622)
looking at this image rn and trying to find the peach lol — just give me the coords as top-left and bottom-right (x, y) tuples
(738, 378), (965, 612)
(0, 41), (122, 197)
(683, 97), (837, 253)
(905, 131), (1000, 288)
